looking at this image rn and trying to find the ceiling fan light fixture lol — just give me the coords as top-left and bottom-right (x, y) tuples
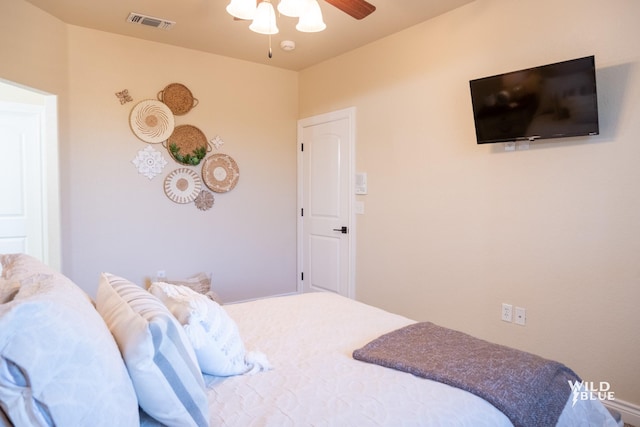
(250, 0), (279, 35)
(226, 0), (256, 20)
(296, 0), (326, 33)
(277, 0), (302, 17)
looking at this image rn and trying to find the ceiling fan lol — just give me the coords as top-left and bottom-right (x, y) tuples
(228, 0), (375, 57)
(229, 0), (376, 24)
(323, 0), (376, 20)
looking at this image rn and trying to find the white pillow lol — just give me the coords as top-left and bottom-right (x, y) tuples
(149, 282), (270, 377)
(96, 273), (209, 427)
(0, 255), (139, 427)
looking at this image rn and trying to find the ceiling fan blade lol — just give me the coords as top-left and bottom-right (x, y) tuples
(324, 0), (376, 20)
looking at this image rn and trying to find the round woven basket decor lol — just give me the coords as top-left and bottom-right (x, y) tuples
(166, 125), (209, 166)
(158, 83), (199, 116)
(202, 154), (240, 193)
(163, 168), (202, 204)
(129, 100), (175, 144)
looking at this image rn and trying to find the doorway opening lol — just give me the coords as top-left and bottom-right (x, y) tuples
(0, 79), (61, 269)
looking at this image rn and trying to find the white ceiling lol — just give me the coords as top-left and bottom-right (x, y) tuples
(24, 0), (475, 71)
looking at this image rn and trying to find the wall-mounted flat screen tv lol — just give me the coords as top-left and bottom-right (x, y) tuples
(469, 56), (599, 144)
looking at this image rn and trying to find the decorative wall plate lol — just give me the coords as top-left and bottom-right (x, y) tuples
(166, 124), (209, 166)
(202, 154), (240, 193)
(194, 189), (215, 211)
(163, 168), (202, 204)
(115, 89), (133, 105)
(131, 145), (167, 180)
(130, 99), (175, 143)
(158, 83), (199, 116)
(211, 135), (225, 151)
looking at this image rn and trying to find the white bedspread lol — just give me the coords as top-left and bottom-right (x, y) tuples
(198, 292), (616, 427)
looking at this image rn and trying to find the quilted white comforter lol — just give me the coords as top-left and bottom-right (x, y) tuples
(200, 292), (616, 427)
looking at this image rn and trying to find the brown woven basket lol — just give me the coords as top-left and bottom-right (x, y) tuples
(165, 125), (210, 166)
(158, 83), (199, 116)
(202, 153), (240, 193)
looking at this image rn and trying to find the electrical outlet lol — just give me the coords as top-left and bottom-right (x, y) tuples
(515, 307), (526, 326)
(501, 303), (513, 322)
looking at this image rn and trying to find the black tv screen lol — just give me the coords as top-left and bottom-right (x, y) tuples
(469, 56), (599, 144)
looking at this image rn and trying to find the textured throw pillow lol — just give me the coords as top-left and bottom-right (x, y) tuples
(164, 272), (223, 304)
(96, 273), (209, 427)
(149, 281), (270, 377)
(0, 254), (139, 427)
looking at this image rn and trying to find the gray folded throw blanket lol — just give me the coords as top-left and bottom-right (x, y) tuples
(353, 322), (580, 427)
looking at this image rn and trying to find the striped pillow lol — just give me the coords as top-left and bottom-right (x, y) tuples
(96, 273), (209, 427)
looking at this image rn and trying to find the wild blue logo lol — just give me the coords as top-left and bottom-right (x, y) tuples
(568, 381), (615, 407)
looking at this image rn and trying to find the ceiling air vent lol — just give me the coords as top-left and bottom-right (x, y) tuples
(126, 13), (175, 30)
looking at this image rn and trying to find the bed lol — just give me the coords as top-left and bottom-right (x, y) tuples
(202, 292), (617, 427)
(0, 254), (619, 427)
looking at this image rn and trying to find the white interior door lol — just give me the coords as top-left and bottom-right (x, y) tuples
(0, 102), (45, 258)
(298, 107), (355, 298)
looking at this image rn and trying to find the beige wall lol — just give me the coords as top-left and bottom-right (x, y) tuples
(64, 26), (299, 301)
(0, 0), (68, 94)
(300, 0), (640, 405)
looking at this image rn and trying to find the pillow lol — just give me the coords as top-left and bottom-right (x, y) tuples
(0, 254), (139, 427)
(164, 272), (223, 304)
(149, 282), (271, 377)
(96, 273), (209, 427)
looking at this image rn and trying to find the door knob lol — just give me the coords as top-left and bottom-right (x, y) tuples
(333, 226), (348, 234)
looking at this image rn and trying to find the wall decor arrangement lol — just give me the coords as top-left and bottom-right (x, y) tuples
(123, 82), (240, 211)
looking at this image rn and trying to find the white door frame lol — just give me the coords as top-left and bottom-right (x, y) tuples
(296, 107), (356, 298)
(0, 81), (61, 269)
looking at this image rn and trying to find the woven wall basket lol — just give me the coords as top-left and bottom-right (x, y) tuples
(129, 99), (175, 144)
(163, 168), (202, 204)
(158, 83), (199, 116)
(166, 124), (210, 166)
(202, 153), (240, 193)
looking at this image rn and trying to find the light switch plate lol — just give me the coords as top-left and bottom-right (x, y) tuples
(355, 173), (367, 195)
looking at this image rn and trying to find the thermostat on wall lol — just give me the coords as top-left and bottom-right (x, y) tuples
(355, 173), (367, 195)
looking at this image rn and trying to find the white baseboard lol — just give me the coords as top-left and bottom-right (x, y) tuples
(226, 290), (299, 305)
(604, 399), (640, 426)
